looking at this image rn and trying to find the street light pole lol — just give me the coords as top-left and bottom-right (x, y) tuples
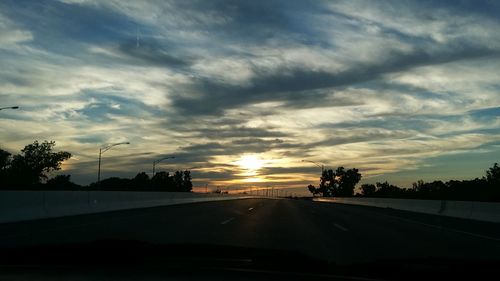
(97, 142), (130, 184)
(186, 166), (202, 171)
(152, 156), (175, 176)
(98, 148), (102, 184)
(302, 160), (325, 173)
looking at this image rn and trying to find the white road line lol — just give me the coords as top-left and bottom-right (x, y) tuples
(220, 217), (235, 225)
(333, 223), (348, 232)
(248, 207), (254, 211)
(381, 214), (500, 242)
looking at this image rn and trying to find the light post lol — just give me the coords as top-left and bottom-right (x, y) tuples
(0, 106), (19, 111)
(97, 142), (130, 183)
(302, 160), (325, 173)
(186, 166), (202, 171)
(155, 165), (201, 176)
(152, 156), (175, 176)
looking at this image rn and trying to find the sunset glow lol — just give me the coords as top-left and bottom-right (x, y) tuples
(1, 1), (499, 195)
(237, 155), (264, 171)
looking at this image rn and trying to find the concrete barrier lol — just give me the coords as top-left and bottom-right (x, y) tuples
(0, 191), (252, 224)
(313, 197), (500, 223)
(45, 191), (89, 218)
(468, 201), (500, 222)
(0, 191), (46, 222)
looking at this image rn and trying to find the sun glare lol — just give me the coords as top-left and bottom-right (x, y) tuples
(238, 155), (264, 170)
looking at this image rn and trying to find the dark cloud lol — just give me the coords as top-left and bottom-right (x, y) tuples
(171, 0), (323, 44)
(316, 107), (500, 143)
(173, 137), (304, 165)
(116, 39), (192, 68)
(0, 0), (136, 54)
(470, 107), (500, 118)
(161, 115), (291, 140)
(189, 170), (235, 180)
(76, 91), (164, 122)
(72, 135), (105, 144)
(309, 130), (416, 147)
(259, 166), (323, 176)
(170, 46), (500, 116)
(193, 127), (289, 139)
(318, 117), (434, 132)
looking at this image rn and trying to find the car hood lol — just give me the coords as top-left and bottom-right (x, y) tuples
(0, 240), (498, 280)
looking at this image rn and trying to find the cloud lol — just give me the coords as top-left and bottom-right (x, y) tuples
(112, 39), (193, 68)
(0, 13), (32, 49)
(169, 43), (500, 116)
(1, 0), (500, 190)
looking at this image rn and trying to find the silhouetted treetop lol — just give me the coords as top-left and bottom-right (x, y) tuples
(306, 163), (500, 201)
(0, 149), (11, 171)
(1, 141), (71, 187)
(89, 170), (193, 192)
(486, 163), (500, 185)
(308, 167), (361, 197)
(360, 184), (376, 196)
(348, 163), (499, 202)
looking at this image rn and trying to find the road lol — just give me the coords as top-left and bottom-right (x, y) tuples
(1, 198), (500, 264)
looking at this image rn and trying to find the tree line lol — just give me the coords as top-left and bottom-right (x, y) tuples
(307, 164), (500, 202)
(359, 163), (500, 202)
(88, 171), (192, 192)
(0, 140), (192, 192)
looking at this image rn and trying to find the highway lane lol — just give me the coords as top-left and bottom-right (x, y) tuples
(1, 198), (500, 264)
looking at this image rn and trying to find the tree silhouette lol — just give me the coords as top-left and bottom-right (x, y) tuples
(486, 163), (500, 185)
(335, 167), (362, 196)
(45, 175), (80, 189)
(0, 141), (195, 192)
(87, 170), (194, 192)
(347, 163), (500, 202)
(375, 181), (404, 197)
(182, 170), (193, 192)
(151, 171), (172, 190)
(0, 149), (11, 180)
(308, 167), (362, 197)
(2, 141), (71, 187)
(91, 177), (132, 190)
(172, 171), (183, 191)
(0, 149), (11, 170)
(308, 184), (320, 196)
(361, 184), (376, 196)
(133, 172), (150, 188)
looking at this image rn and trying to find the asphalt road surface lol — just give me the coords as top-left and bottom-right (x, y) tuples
(1, 198), (499, 264)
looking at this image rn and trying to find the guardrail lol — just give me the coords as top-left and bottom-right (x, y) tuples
(313, 197), (500, 223)
(0, 191), (254, 224)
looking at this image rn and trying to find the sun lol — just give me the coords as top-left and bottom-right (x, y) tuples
(238, 155), (264, 170)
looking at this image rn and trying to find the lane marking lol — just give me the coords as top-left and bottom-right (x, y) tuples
(220, 217), (235, 225)
(248, 207), (254, 211)
(381, 214), (500, 242)
(333, 223), (348, 232)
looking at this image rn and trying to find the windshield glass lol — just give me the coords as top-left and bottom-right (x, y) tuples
(1, 0), (500, 277)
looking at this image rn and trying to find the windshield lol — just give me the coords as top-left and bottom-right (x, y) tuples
(1, 0), (500, 278)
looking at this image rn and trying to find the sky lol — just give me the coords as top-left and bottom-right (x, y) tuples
(1, 0), (500, 194)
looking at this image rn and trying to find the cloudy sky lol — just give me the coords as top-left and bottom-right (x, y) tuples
(1, 0), (500, 194)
